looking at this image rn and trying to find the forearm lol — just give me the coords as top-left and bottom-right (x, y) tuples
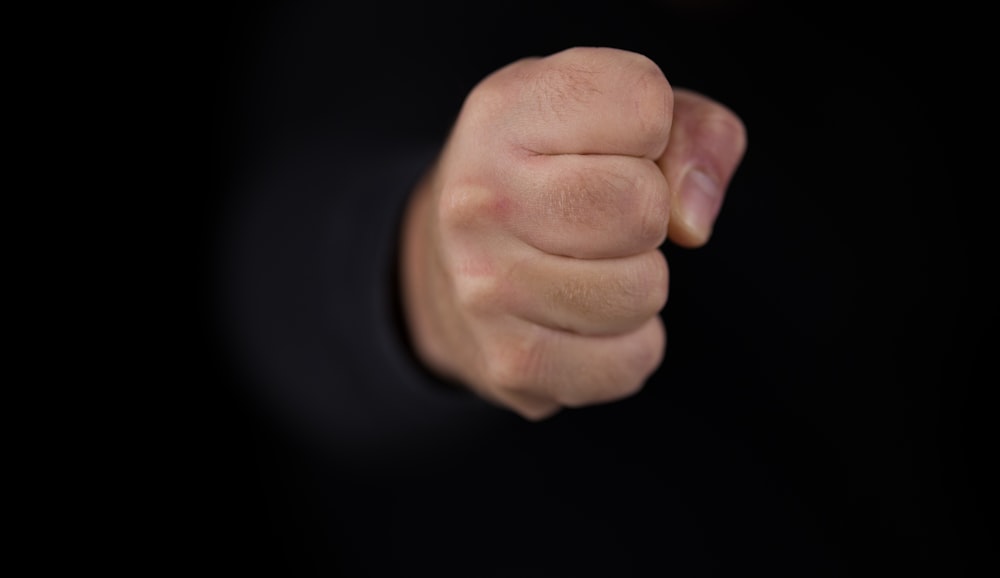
(215, 133), (501, 463)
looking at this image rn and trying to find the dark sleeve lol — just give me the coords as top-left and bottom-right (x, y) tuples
(213, 133), (503, 463)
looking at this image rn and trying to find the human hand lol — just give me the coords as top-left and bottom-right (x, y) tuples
(400, 47), (746, 420)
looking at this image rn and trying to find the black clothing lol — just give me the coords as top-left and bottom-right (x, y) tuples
(182, 2), (989, 576)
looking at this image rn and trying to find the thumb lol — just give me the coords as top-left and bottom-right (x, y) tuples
(657, 88), (748, 248)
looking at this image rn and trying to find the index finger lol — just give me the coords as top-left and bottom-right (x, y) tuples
(485, 47), (674, 159)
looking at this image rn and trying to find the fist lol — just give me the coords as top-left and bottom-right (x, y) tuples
(400, 47), (746, 420)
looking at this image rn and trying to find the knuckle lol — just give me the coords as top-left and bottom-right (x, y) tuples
(463, 80), (505, 123)
(438, 181), (504, 231)
(452, 269), (505, 315)
(465, 78), (515, 127)
(483, 336), (545, 394)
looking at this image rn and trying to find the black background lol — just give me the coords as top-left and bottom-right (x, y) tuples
(164, 1), (993, 576)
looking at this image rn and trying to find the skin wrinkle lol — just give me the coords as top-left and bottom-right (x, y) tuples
(539, 251), (668, 335)
(533, 62), (603, 122)
(546, 165), (630, 231)
(552, 271), (613, 321)
(508, 153), (668, 259)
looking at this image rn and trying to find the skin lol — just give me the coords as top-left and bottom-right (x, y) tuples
(400, 47), (747, 420)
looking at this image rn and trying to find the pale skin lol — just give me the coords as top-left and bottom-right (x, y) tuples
(400, 47), (747, 420)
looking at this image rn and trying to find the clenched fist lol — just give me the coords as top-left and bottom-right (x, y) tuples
(400, 47), (746, 420)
